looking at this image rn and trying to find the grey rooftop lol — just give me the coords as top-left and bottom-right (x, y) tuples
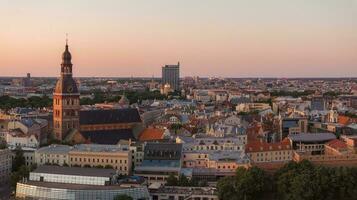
(288, 133), (336, 142)
(33, 165), (116, 178)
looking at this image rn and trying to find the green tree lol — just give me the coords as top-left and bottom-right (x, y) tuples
(12, 147), (26, 172)
(166, 174), (178, 186)
(104, 164), (113, 169)
(217, 167), (269, 200)
(0, 138), (7, 149)
(177, 174), (190, 186)
(217, 176), (239, 200)
(10, 165), (29, 188)
(274, 160), (357, 200)
(113, 194), (133, 200)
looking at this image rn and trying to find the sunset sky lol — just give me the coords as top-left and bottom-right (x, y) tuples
(0, 0), (356, 77)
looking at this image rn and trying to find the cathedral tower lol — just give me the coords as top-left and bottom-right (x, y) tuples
(53, 40), (80, 140)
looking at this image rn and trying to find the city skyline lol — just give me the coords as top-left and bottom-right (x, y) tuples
(1, 0), (357, 77)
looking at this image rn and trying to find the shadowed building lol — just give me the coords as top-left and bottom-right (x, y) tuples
(135, 143), (183, 184)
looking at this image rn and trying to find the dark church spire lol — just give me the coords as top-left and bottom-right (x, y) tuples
(61, 34), (73, 75)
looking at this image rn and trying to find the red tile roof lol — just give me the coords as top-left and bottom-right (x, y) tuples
(245, 138), (291, 153)
(326, 139), (347, 150)
(338, 116), (357, 126)
(339, 116), (351, 126)
(139, 128), (165, 141)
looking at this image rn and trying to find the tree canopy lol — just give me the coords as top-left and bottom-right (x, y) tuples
(274, 160), (357, 200)
(166, 174), (207, 187)
(217, 167), (270, 200)
(217, 161), (357, 200)
(80, 90), (166, 105)
(0, 95), (52, 110)
(113, 194), (133, 200)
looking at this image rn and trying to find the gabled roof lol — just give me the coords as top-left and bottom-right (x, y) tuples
(79, 108), (141, 125)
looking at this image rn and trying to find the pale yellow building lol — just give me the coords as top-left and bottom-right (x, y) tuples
(35, 144), (132, 175)
(69, 144), (131, 175)
(245, 138), (293, 163)
(35, 144), (71, 166)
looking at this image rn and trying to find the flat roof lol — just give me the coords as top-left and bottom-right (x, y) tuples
(36, 144), (71, 154)
(288, 133), (336, 142)
(20, 181), (129, 190)
(71, 144), (129, 153)
(32, 165), (116, 178)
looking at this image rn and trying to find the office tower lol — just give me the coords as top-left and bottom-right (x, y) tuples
(162, 62), (180, 91)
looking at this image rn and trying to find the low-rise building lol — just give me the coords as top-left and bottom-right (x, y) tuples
(35, 144), (71, 166)
(135, 143), (183, 184)
(236, 103), (271, 113)
(69, 144), (131, 175)
(293, 138), (357, 167)
(288, 133), (336, 154)
(16, 165), (150, 200)
(280, 117), (308, 140)
(183, 150), (250, 171)
(5, 131), (39, 148)
(35, 144), (132, 175)
(178, 136), (246, 152)
(245, 138), (293, 163)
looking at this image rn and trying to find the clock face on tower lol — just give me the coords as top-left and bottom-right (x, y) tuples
(67, 86), (73, 93)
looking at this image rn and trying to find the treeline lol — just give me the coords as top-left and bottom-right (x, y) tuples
(0, 90), (166, 109)
(0, 95), (52, 110)
(217, 160), (357, 200)
(80, 90), (166, 105)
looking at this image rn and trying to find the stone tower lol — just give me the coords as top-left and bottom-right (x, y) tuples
(53, 40), (80, 140)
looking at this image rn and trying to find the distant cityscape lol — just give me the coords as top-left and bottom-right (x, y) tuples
(0, 40), (356, 200)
